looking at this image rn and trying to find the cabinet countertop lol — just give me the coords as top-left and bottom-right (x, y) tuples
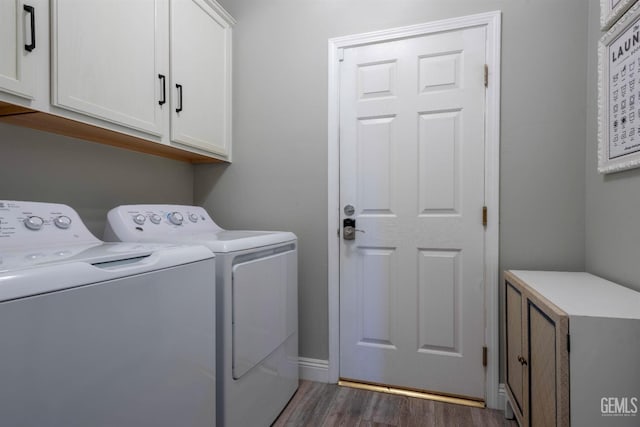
(506, 270), (640, 320)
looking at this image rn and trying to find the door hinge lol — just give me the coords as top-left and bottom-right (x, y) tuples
(338, 48), (345, 62)
(482, 206), (488, 227)
(484, 64), (489, 88)
(482, 346), (488, 367)
(567, 334), (571, 353)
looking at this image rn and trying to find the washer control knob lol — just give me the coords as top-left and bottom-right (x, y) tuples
(150, 214), (162, 224)
(168, 212), (184, 226)
(133, 214), (146, 225)
(188, 213), (199, 223)
(24, 216), (44, 231)
(54, 215), (72, 229)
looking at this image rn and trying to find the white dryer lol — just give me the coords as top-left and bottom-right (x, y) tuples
(0, 201), (216, 427)
(104, 204), (298, 427)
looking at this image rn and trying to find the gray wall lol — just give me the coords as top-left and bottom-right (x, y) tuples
(0, 123), (194, 237)
(195, 0), (589, 362)
(585, 0), (640, 293)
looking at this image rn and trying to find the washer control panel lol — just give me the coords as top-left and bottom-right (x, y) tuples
(0, 201), (99, 249)
(105, 204), (223, 242)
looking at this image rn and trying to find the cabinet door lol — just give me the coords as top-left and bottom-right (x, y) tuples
(528, 301), (557, 427)
(505, 282), (525, 417)
(170, 0), (232, 157)
(0, 0), (41, 99)
(52, 0), (168, 136)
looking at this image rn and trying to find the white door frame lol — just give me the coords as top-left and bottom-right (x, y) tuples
(327, 11), (502, 408)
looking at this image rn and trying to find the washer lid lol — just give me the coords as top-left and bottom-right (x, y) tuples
(0, 242), (214, 301)
(0, 241), (192, 273)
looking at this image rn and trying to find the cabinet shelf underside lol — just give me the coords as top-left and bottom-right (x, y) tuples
(0, 101), (222, 164)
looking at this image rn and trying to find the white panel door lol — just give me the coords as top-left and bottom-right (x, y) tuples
(0, 0), (41, 99)
(52, 0), (168, 135)
(170, 0), (232, 157)
(339, 26), (487, 400)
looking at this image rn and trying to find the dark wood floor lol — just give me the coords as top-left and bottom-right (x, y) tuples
(273, 381), (518, 427)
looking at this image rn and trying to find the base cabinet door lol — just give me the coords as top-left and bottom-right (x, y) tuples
(505, 272), (569, 427)
(51, 0), (168, 136)
(528, 302), (560, 427)
(170, 0), (233, 159)
(505, 282), (525, 421)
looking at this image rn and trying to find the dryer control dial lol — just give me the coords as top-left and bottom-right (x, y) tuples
(54, 215), (72, 229)
(149, 214), (162, 224)
(168, 212), (184, 226)
(24, 216), (44, 231)
(188, 213), (199, 223)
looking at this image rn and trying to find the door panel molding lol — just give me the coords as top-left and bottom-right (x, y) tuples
(327, 10), (501, 408)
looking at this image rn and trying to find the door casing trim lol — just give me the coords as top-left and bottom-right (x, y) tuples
(327, 10), (502, 408)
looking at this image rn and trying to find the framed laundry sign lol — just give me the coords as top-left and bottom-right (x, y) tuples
(601, 0), (637, 30)
(599, 2), (640, 173)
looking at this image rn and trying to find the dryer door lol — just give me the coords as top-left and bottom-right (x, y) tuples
(232, 247), (297, 379)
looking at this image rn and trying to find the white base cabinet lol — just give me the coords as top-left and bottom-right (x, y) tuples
(505, 270), (640, 427)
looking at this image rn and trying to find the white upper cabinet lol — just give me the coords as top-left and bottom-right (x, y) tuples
(170, 0), (234, 159)
(2, 0), (233, 161)
(51, 0), (169, 136)
(0, 0), (45, 101)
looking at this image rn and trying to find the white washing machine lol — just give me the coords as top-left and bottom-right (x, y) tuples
(104, 204), (298, 427)
(0, 201), (216, 427)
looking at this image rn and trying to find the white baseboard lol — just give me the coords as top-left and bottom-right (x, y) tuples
(499, 382), (514, 418)
(299, 357), (329, 383)
(498, 383), (506, 409)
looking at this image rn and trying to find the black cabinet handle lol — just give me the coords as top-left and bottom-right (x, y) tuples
(24, 4), (36, 52)
(175, 84), (183, 113)
(158, 74), (166, 105)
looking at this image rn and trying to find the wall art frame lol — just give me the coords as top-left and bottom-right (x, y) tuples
(601, 0), (638, 30)
(598, 2), (640, 173)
